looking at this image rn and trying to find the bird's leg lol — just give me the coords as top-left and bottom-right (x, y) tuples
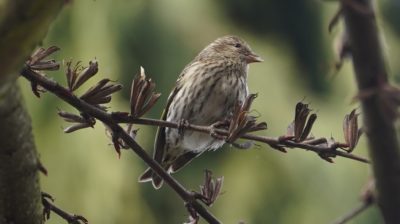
(178, 119), (189, 136)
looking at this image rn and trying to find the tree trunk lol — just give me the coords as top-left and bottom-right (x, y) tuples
(0, 83), (43, 224)
(343, 0), (400, 223)
(0, 0), (63, 223)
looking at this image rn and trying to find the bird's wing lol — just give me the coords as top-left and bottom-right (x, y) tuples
(153, 86), (180, 163)
(170, 151), (201, 172)
(153, 61), (195, 162)
(153, 60), (202, 163)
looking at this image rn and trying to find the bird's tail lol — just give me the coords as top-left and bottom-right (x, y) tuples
(138, 168), (163, 189)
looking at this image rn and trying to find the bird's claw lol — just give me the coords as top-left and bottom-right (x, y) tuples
(178, 119), (189, 135)
(210, 130), (225, 140)
(209, 121), (228, 140)
(211, 119), (231, 130)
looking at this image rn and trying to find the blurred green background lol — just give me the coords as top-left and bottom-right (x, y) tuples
(18, 0), (400, 223)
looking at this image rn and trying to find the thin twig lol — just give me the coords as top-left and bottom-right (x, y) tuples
(113, 116), (370, 164)
(332, 200), (373, 224)
(21, 67), (221, 224)
(42, 192), (88, 224)
(331, 177), (375, 224)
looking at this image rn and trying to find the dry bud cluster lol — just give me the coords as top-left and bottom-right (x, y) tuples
(226, 94), (268, 145)
(130, 67), (161, 118)
(286, 102), (317, 142)
(187, 170), (224, 224)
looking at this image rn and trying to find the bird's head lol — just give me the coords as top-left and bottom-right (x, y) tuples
(199, 35), (263, 64)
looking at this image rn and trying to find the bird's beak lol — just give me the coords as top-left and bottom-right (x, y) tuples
(246, 52), (263, 63)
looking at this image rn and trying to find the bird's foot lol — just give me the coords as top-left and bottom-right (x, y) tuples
(178, 119), (189, 135)
(209, 121), (228, 140)
(210, 131), (225, 140)
(211, 119), (231, 130)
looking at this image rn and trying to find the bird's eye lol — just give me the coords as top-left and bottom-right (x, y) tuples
(234, 43), (242, 48)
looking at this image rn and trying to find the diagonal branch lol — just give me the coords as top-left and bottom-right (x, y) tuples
(332, 178), (375, 224)
(20, 66), (221, 224)
(41, 192), (88, 224)
(332, 201), (372, 224)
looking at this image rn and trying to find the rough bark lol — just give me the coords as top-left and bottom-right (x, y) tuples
(342, 0), (400, 223)
(0, 0), (64, 223)
(0, 83), (43, 224)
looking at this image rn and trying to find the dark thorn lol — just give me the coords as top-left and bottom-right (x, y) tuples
(31, 81), (41, 98)
(37, 159), (48, 176)
(328, 7), (343, 33)
(111, 133), (122, 158)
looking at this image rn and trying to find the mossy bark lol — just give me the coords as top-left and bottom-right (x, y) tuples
(0, 83), (43, 224)
(0, 0), (63, 223)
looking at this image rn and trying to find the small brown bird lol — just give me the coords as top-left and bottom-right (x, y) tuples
(139, 35), (262, 189)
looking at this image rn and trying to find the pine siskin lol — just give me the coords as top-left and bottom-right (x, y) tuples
(139, 35), (262, 189)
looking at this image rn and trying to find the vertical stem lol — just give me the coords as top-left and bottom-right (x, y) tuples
(0, 83), (43, 224)
(342, 0), (400, 223)
(0, 0), (64, 223)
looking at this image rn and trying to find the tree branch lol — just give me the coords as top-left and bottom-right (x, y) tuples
(332, 201), (372, 224)
(341, 0), (400, 222)
(0, 83), (43, 224)
(20, 66), (221, 224)
(41, 192), (88, 224)
(113, 116), (369, 163)
(332, 178), (375, 224)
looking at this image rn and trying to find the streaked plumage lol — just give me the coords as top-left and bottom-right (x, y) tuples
(139, 35), (262, 189)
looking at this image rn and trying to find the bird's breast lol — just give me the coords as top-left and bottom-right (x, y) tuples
(186, 70), (247, 123)
(165, 68), (248, 152)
